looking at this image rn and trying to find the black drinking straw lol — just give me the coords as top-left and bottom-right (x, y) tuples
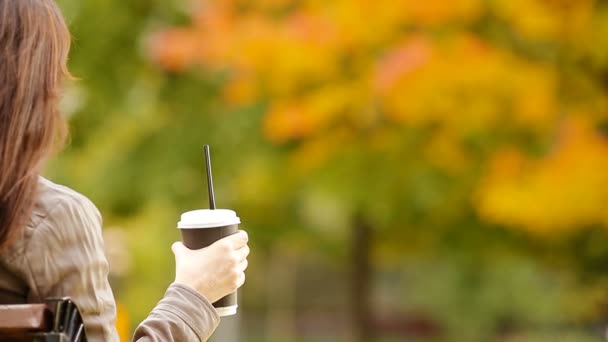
(204, 145), (216, 210)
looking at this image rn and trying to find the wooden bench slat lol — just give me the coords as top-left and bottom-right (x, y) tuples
(0, 304), (50, 331)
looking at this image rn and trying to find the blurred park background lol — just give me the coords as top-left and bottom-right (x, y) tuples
(48, 0), (608, 341)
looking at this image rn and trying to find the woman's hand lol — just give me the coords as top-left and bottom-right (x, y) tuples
(171, 230), (250, 303)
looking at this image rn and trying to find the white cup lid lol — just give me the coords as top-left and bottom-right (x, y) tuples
(178, 209), (241, 229)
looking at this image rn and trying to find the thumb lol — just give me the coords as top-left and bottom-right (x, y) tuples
(171, 241), (187, 258)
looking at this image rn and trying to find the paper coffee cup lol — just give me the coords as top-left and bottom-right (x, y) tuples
(178, 209), (241, 316)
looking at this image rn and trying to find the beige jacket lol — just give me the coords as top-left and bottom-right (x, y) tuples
(0, 178), (220, 341)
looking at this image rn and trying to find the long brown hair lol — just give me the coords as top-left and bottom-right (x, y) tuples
(0, 0), (70, 251)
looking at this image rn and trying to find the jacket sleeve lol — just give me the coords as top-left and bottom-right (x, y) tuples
(25, 194), (220, 342)
(133, 283), (220, 341)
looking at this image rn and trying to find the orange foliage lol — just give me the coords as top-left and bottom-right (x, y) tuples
(477, 118), (608, 232)
(380, 34), (559, 134)
(403, 0), (483, 25)
(149, 29), (200, 71)
(116, 302), (131, 341)
(492, 0), (594, 40)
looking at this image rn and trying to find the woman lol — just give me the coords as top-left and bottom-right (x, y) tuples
(0, 0), (250, 341)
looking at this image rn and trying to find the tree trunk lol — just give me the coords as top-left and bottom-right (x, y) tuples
(352, 213), (373, 342)
(266, 245), (297, 342)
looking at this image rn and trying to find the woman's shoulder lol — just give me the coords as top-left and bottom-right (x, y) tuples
(4, 178), (102, 264)
(31, 177), (102, 231)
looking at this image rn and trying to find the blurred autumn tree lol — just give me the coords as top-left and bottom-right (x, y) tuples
(149, 0), (608, 339)
(150, 0), (608, 235)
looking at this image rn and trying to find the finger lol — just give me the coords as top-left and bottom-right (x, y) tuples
(238, 230), (249, 242)
(238, 259), (249, 272)
(236, 271), (246, 289)
(223, 230), (248, 249)
(171, 242), (186, 256)
(235, 245), (250, 261)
